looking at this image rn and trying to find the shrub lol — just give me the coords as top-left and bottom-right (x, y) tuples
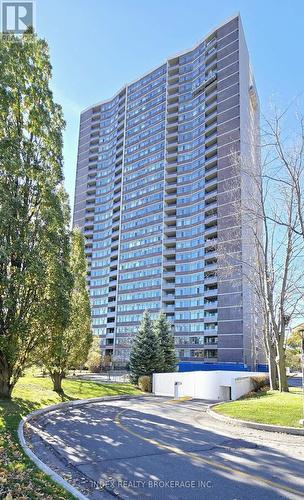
(138, 375), (152, 393)
(250, 375), (269, 392)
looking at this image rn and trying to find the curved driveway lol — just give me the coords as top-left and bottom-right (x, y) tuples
(25, 396), (304, 499)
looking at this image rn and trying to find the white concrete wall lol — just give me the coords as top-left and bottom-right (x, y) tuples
(231, 376), (255, 400)
(153, 371), (263, 401)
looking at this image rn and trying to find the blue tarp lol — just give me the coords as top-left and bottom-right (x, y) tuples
(178, 362), (268, 372)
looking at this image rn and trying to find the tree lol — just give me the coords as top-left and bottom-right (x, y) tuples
(262, 105), (304, 243)
(42, 228), (92, 393)
(0, 31), (66, 398)
(223, 121), (304, 392)
(129, 311), (164, 385)
(286, 326), (303, 372)
(154, 313), (176, 372)
(86, 336), (102, 373)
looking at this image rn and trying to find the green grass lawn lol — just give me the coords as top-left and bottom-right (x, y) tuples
(213, 388), (303, 428)
(0, 374), (140, 499)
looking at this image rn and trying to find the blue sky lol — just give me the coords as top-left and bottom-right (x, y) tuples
(36, 0), (304, 207)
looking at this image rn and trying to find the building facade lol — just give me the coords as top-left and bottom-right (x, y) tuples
(73, 14), (262, 368)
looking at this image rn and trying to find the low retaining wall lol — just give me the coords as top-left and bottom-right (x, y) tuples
(153, 370), (261, 401)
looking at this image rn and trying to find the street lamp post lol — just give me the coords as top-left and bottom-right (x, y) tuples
(301, 333), (304, 426)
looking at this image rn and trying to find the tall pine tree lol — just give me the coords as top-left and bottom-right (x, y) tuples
(154, 313), (177, 372)
(129, 311), (164, 384)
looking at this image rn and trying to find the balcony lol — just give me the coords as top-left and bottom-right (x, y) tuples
(165, 304), (175, 313)
(166, 120), (178, 133)
(204, 220), (217, 231)
(167, 92), (179, 104)
(204, 275), (217, 286)
(166, 163), (177, 174)
(205, 256), (217, 271)
(112, 200), (121, 212)
(166, 172), (177, 183)
(204, 190), (217, 204)
(111, 229), (119, 239)
(205, 177), (218, 191)
(163, 270), (175, 279)
(205, 57), (217, 75)
(167, 102), (179, 113)
(205, 132), (217, 149)
(162, 292), (175, 301)
(205, 44), (216, 58)
(204, 275), (217, 285)
(167, 139), (178, 151)
(167, 82), (179, 95)
(168, 60), (179, 72)
(192, 71), (217, 97)
(205, 214), (218, 228)
(204, 336), (218, 344)
(163, 247), (176, 258)
(165, 194), (177, 205)
(205, 109), (217, 127)
(167, 152), (178, 163)
(205, 142), (217, 158)
(204, 288), (218, 298)
(204, 249), (217, 259)
(205, 120), (217, 136)
(205, 100), (217, 117)
(168, 74), (179, 85)
(205, 165), (218, 180)
(164, 205), (176, 216)
(204, 155), (217, 171)
(164, 224), (176, 235)
(165, 183), (177, 195)
(204, 235), (217, 245)
(206, 36), (217, 48)
(163, 236), (176, 246)
(90, 130), (100, 138)
(204, 300), (218, 310)
(204, 326), (218, 334)
(204, 312), (218, 322)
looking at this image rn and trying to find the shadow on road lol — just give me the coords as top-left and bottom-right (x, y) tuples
(28, 400), (304, 499)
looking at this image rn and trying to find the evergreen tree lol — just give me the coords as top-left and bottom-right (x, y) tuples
(129, 311), (164, 384)
(0, 31), (67, 398)
(154, 313), (177, 372)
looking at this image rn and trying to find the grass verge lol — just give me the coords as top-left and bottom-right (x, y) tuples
(213, 387), (303, 428)
(0, 374), (140, 499)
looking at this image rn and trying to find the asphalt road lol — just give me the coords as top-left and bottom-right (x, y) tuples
(26, 396), (304, 499)
(289, 375), (302, 388)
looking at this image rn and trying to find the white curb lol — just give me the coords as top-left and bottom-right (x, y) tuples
(18, 394), (147, 499)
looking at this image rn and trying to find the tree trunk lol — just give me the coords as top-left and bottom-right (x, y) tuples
(264, 329), (278, 390)
(268, 352), (278, 390)
(52, 371), (64, 393)
(276, 342), (289, 392)
(0, 357), (13, 399)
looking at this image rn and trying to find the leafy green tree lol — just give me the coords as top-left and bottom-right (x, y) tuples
(0, 31), (66, 398)
(86, 336), (102, 373)
(42, 228), (92, 392)
(286, 327), (303, 372)
(129, 311), (164, 385)
(154, 312), (177, 372)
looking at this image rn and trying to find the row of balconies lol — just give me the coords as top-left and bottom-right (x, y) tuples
(175, 340), (218, 348)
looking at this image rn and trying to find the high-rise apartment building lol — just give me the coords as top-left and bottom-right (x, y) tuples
(73, 14), (262, 369)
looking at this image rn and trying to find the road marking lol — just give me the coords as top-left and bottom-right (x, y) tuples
(114, 408), (304, 498)
(165, 396), (193, 404)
